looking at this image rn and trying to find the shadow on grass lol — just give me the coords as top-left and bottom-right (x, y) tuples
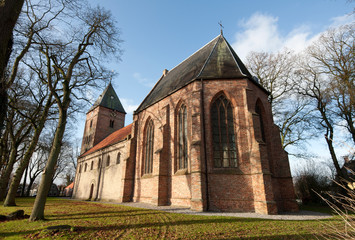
(0, 229), (39, 238)
(74, 217), (271, 230)
(46, 209), (148, 218)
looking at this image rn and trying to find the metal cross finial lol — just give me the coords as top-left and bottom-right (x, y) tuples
(110, 69), (114, 84)
(218, 21), (224, 35)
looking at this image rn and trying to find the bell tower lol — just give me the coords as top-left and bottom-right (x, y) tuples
(80, 83), (126, 154)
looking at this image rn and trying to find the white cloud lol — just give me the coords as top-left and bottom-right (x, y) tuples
(133, 72), (155, 88)
(120, 98), (139, 114)
(231, 12), (322, 60)
(330, 13), (355, 27)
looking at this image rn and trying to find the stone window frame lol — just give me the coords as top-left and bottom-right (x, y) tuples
(116, 152), (121, 164)
(176, 103), (188, 172)
(106, 155), (110, 167)
(142, 118), (154, 176)
(210, 93), (238, 169)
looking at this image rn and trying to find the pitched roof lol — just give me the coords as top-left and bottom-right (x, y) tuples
(89, 83), (126, 114)
(80, 124), (133, 157)
(135, 34), (260, 113)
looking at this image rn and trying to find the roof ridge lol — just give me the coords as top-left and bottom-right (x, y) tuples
(196, 35), (222, 79)
(222, 35), (248, 78)
(165, 34), (220, 74)
(223, 36), (252, 78)
(134, 35), (220, 114)
(134, 74), (165, 114)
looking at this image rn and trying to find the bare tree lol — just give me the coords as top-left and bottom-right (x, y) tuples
(0, 85), (32, 200)
(246, 50), (313, 153)
(3, 0), (76, 207)
(307, 24), (355, 144)
(28, 4), (122, 221)
(296, 24), (354, 179)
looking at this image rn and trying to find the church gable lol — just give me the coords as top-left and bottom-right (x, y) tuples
(136, 34), (256, 113)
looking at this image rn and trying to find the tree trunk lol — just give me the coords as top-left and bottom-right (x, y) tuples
(325, 131), (343, 179)
(0, 0), (25, 139)
(29, 107), (68, 221)
(0, 146), (17, 200)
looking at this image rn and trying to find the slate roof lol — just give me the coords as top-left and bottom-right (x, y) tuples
(80, 124), (133, 157)
(135, 34), (261, 113)
(89, 83), (126, 114)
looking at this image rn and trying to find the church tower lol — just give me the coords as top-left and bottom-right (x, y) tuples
(80, 83), (126, 154)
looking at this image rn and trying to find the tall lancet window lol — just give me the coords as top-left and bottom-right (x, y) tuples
(144, 120), (154, 174)
(178, 105), (188, 169)
(255, 102), (266, 142)
(211, 95), (238, 168)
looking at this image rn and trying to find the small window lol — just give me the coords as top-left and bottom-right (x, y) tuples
(84, 163), (87, 172)
(109, 120), (114, 128)
(79, 165), (82, 173)
(106, 155), (110, 167)
(98, 158), (101, 168)
(90, 161), (93, 170)
(90, 120), (93, 128)
(116, 153), (121, 164)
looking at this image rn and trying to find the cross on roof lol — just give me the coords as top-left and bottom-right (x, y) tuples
(218, 21), (224, 35)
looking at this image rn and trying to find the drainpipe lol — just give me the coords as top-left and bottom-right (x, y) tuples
(200, 78), (209, 211)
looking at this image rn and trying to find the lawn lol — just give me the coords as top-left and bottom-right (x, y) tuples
(0, 198), (342, 239)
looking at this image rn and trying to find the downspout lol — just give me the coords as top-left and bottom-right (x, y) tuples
(200, 78), (209, 211)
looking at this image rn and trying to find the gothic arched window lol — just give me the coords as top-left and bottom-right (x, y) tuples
(255, 101), (266, 142)
(211, 95), (237, 168)
(178, 105), (188, 170)
(144, 120), (154, 174)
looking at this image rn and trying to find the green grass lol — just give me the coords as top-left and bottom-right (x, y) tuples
(0, 198), (342, 239)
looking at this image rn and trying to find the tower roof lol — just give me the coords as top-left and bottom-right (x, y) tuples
(89, 83), (126, 114)
(135, 34), (263, 113)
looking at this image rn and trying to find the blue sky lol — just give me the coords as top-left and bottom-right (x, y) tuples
(86, 0), (353, 122)
(79, 0), (354, 172)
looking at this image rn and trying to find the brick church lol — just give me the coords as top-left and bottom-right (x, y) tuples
(73, 33), (298, 214)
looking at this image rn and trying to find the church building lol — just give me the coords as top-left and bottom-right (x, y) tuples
(73, 33), (298, 214)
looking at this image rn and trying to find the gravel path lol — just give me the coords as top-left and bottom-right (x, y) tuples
(104, 201), (332, 221)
